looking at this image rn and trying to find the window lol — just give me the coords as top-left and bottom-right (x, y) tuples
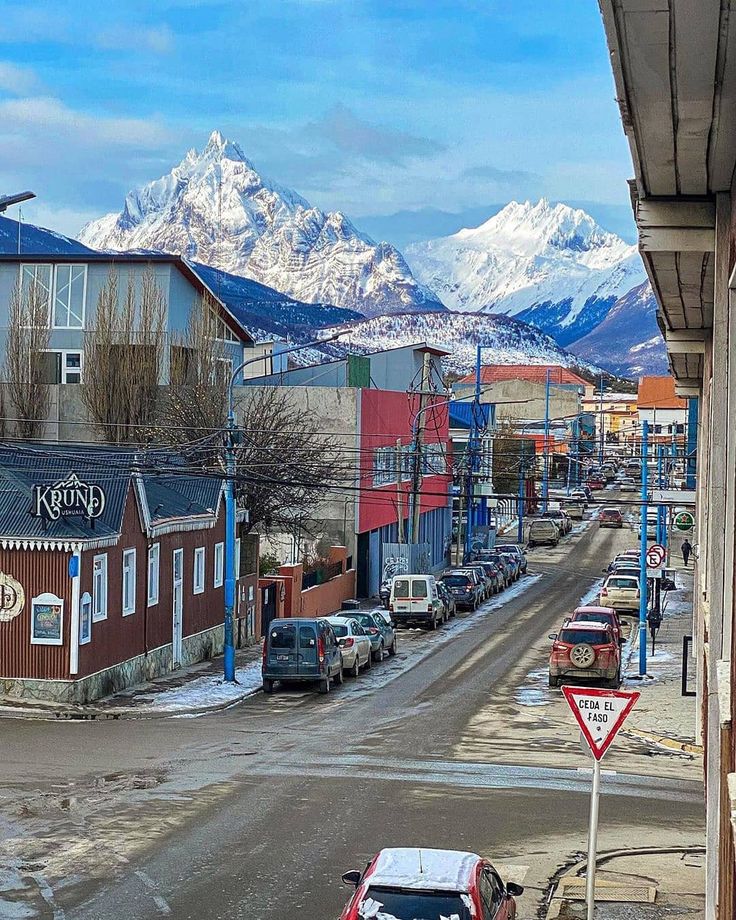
(423, 442), (447, 475)
(52, 264), (86, 328)
(79, 592), (92, 645)
(20, 263), (52, 321)
(193, 547), (205, 594)
(373, 446), (396, 486)
(37, 350), (84, 384)
(92, 554), (108, 621)
(235, 538), (241, 579)
(147, 543), (160, 606)
(122, 548), (136, 615)
(214, 541), (224, 588)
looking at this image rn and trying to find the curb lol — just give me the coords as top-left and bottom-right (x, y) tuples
(0, 685), (261, 721)
(621, 726), (703, 755)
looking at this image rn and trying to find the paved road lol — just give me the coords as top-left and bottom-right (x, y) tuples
(0, 506), (704, 920)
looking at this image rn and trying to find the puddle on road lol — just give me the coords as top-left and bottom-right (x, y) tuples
(515, 666), (551, 707)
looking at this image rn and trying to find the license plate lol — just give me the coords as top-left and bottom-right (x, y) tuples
(276, 655), (289, 661)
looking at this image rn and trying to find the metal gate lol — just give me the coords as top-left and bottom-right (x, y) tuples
(260, 583), (277, 636)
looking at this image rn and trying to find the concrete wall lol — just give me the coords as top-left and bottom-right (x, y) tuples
(454, 379), (581, 422)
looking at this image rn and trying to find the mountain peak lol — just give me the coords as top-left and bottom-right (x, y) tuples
(201, 129), (250, 165)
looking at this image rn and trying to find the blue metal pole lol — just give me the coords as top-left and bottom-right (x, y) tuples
(542, 369), (551, 513)
(598, 375), (604, 466)
(657, 445), (664, 545)
(223, 409), (236, 682)
(686, 398), (698, 489)
(638, 420), (649, 676)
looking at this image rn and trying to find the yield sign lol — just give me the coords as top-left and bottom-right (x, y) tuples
(562, 686), (640, 761)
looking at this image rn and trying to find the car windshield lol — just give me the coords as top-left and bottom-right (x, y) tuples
(270, 625), (296, 649)
(496, 545), (519, 554)
(361, 887), (472, 920)
(560, 629), (608, 644)
(572, 612), (612, 626)
(442, 575), (470, 587)
(607, 577), (639, 588)
(330, 624), (349, 637)
(393, 579), (410, 598)
(356, 615), (376, 628)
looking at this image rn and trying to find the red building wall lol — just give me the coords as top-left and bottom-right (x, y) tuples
(358, 388), (450, 535)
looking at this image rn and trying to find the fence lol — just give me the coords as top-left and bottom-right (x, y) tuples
(302, 560), (344, 590)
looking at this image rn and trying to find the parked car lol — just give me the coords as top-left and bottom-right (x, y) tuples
(371, 608), (400, 653)
(440, 571), (483, 610)
(485, 552), (515, 587)
(436, 580), (457, 618)
(562, 499), (585, 520)
(389, 574), (444, 629)
(600, 574), (641, 613)
(495, 543), (528, 574)
(619, 476), (638, 492)
(528, 518), (560, 547)
(638, 512), (659, 539)
(464, 563), (494, 600)
(608, 563), (641, 581)
(469, 561), (502, 596)
(587, 476), (606, 490)
(548, 621), (621, 688)
(567, 605), (624, 645)
(262, 618), (343, 694)
(497, 552), (521, 581)
(339, 847), (523, 920)
(570, 488), (589, 506)
(325, 616), (372, 677)
(353, 611), (396, 661)
(542, 509), (572, 535)
(599, 506), (624, 528)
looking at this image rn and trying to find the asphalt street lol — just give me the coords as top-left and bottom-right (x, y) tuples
(0, 499), (705, 920)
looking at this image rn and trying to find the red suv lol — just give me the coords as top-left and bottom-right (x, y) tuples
(599, 507), (623, 528)
(587, 476), (606, 490)
(340, 847), (522, 920)
(548, 621), (621, 688)
(567, 605), (623, 646)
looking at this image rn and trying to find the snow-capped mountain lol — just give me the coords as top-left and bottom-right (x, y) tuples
(318, 311), (600, 377)
(405, 199), (646, 345)
(569, 281), (668, 377)
(80, 131), (443, 317)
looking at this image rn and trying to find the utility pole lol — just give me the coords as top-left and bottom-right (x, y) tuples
(409, 352), (432, 546)
(598, 374), (605, 466)
(542, 368), (551, 513)
(638, 420), (649, 677)
(517, 455), (525, 545)
(396, 438), (405, 543)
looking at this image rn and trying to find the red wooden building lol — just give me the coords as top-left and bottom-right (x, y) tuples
(0, 444), (255, 703)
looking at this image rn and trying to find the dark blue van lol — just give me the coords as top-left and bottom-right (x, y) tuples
(262, 618), (343, 695)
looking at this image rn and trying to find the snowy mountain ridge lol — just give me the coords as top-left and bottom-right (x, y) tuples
(80, 131), (443, 317)
(405, 198), (646, 345)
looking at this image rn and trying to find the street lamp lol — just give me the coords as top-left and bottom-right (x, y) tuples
(0, 191), (35, 212)
(221, 331), (344, 681)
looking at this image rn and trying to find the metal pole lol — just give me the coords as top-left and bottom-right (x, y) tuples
(657, 445), (664, 545)
(396, 437), (404, 543)
(542, 369), (551, 513)
(223, 409), (236, 682)
(586, 756), (602, 920)
(639, 420), (649, 677)
(517, 459), (525, 544)
(598, 375), (604, 466)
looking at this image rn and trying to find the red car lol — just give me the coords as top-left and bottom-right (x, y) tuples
(340, 847), (522, 920)
(548, 620), (621, 688)
(599, 507), (623, 528)
(587, 476), (606, 490)
(567, 605), (623, 646)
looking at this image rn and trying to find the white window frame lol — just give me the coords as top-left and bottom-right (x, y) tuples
(79, 591), (92, 645)
(122, 548), (136, 616)
(92, 553), (108, 622)
(193, 546), (205, 595)
(51, 263), (87, 330)
(147, 543), (160, 607)
(214, 541), (224, 588)
(19, 263), (53, 325)
(235, 538), (241, 579)
(30, 593), (64, 646)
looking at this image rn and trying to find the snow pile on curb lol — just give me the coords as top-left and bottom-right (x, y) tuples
(142, 661), (263, 713)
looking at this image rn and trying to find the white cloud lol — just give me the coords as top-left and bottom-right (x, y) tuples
(0, 61), (41, 94)
(94, 25), (175, 54)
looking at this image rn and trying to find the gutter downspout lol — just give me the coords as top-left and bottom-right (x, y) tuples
(69, 545), (82, 675)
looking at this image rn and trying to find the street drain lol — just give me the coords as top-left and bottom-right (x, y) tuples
(557, 878), (656, 903)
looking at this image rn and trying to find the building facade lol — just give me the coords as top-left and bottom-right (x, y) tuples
(0, 445), (254, 703)
(600, 4), (736, 915)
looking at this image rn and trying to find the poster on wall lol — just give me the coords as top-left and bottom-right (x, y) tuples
(0, 572), (24, 623)
(30, 593), (64, 646)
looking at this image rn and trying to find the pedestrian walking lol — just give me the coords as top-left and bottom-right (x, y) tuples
(682, 538), (692, 566)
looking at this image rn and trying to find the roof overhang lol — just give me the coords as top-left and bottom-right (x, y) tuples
(600, 0), (736, 384)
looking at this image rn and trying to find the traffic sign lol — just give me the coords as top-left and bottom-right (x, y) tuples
(646, 544), (665, 568)
(673, 510), (695, 533)
(562, 686), (640, 761)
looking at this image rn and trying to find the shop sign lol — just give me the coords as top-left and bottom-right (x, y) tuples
(31, 473), (106, 522)
(0, 572), (24, 622)
(30, 592), (64, 646)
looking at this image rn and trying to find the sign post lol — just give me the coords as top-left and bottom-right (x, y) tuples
(562, 686), (640, 920)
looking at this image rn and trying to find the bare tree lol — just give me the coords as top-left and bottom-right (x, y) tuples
(4, 276), (51, 438)
(82, 266), (166, 443)
(234, 386), (348, 537)
(163, 293), (229, 444)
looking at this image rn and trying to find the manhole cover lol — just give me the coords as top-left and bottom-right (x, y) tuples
(558, 878), (656, 903)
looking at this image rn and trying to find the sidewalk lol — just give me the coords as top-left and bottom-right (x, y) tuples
(0, 644), (264, 721)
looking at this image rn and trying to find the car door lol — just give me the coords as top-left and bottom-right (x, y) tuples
(297, 622), (319, 676)
(479, 868), (506, 918)
(352, 621), (368, 663)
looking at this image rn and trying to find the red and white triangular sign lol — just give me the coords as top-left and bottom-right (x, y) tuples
(562, 686), (640, 761)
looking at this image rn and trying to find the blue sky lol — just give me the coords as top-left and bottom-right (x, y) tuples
(0, 0), (637, 244)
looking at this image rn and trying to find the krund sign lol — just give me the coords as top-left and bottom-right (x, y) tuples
(31, 473), (106, 522)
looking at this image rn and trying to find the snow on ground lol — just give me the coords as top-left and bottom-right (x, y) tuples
(140, 661), (263, 714)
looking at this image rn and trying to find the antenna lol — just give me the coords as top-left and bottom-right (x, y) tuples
(418, 849), (424, 874)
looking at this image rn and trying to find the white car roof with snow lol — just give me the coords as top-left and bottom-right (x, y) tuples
(325, 615), (355, 625)
(564, 620), (610, 631)
(368, 847), (480, 891)
(574, 605), (617, 615)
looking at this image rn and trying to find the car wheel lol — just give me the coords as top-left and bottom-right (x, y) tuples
(450, 606), (457, 618)
(334, 665), (344, 686)
(388, 638), (397, 656)
(364, 649), (373, 669)
(318, 674), (331, 694)
(262, 678), (274, 694)
(372, 643), (383, 663)
(350, 656), (360, 678)
(548, 675), (559, 688)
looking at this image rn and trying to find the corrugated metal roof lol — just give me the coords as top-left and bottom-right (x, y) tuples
(0, 444), (224, 542)
(637, 375), (687, 409)
(458, 364), (589, 388)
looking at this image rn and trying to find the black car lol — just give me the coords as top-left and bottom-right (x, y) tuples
(439, 571), (483, 610)
(494, 543), (528, 575)
(437, 580), (457, 618)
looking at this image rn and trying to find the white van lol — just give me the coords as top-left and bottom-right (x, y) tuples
(389, 574), (443, 630)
